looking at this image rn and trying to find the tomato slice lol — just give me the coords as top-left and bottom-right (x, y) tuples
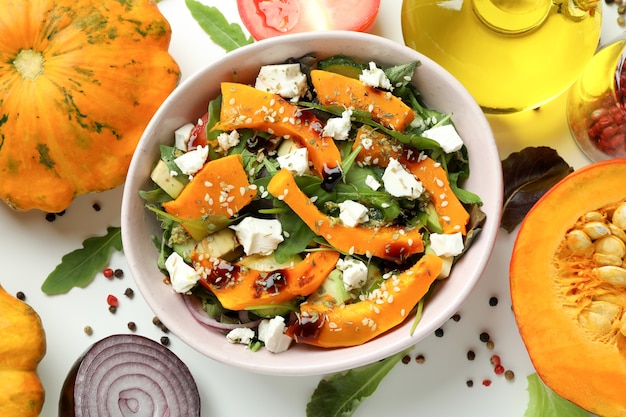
(237, 0), (381, 40)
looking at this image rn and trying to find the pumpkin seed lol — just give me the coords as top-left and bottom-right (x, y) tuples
(609, 222), (626, 243)
(584, 211), (605, 222)
(612, 202), (626, 229)
(578, 300), (621, 334)
(565, 229), (593, 254)
(593, 253), (624, 267)
(582, 221), (612, 240)
(594, 235), (626, 258)
(594, 265), (626, 286)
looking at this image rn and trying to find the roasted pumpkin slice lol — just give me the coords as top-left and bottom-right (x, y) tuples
(510, 159), (626, 417)
(0, 0), (180, 212)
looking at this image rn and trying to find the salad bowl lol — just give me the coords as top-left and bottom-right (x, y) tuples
(121, 31), (503, 376)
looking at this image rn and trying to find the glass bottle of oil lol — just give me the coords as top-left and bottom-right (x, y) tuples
(401, 0), (602, 113)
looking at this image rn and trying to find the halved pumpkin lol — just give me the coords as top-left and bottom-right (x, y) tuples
(0, 0), (180, 212)
(510, 158), (626, 417)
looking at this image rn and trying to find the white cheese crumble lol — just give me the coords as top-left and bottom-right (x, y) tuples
(217, 130), (241, 151)
(230, 217), (284, 256)
(430, 232), (464, 257)
(322, 109), (353, 140)
(382, 157), (423, 199)
(359, 61), (393, 90)
(164, 252), (200, 293)
(174, 123), (194, 151)
(337, 257), (368, 291)
(338, 200), (369, 227)
(258, 316), (292, 353)
(173, 145), (208, 176)
(276, 147), (309, 176)
(421, 124), (464, 153)
(255, 63), (308, 100)
(226, 327), (255, 345)
(365, 175), (381, 191)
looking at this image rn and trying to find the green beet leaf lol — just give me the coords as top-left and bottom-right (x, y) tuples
(41, 226), (123, 295)
(307, 348), (412, 417)
(524, 373), (589, 417)
(185, 0), (254, 52)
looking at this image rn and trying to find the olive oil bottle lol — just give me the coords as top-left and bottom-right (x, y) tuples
(401, 0), (601, 113)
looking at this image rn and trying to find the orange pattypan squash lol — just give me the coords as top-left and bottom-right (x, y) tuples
(0, 284), (46, 417)
(510, 159), (626, 417)
(0, 0), (180, 212)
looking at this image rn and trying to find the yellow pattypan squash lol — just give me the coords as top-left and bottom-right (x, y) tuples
(0, 0), (180, 212)
(0, 284), (46, 417)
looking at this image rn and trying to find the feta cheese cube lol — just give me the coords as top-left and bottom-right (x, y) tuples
(258, 316), (292, 353)
(337, 257), (368, 291)
(382, 157), (423, 199)
(365, 175), (381, 191)
(277, 147), (309, 176)
(230, 217), (284, 256)
(217, 130), (241, 151)
(338, 200), (369, 227)
(430, 232), (464, 257)
(421, 124), (464, 153)
(226, 327), (255, 345)
(255, 63), (308, 100)
(322, 109), (352, 140)
(174, 123), (194, 151)
(164, 252), (200, 293)
(359, 61), (393, 91)
(173, 145), (208, 176)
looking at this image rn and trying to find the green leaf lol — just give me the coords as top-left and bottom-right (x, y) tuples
(185, 0), (254, 52)
(41, 227), (123, 295)
(524, 373), (590, 417)
(306, 348), (412, 417)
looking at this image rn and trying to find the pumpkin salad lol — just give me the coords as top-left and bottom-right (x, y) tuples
(141, 55), (485, 353)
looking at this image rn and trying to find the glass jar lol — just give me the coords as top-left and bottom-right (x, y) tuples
(567, 34), (626, 161)
(401, 0), (602, 113)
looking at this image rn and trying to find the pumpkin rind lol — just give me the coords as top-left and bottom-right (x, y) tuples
(510, 159), (626, 417)
(0, 284), (46, 417)
(0, 0), (180, 212)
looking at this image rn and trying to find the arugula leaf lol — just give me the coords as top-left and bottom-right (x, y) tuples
(41, 227), (123, 295)
(306, 348), (412, 417)
(525, 373), (589, 417)
(185, 0), (254, 52)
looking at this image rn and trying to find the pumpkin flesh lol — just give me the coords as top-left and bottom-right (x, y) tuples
(510, 159), (626, 417)
(0, 0), (180, 212)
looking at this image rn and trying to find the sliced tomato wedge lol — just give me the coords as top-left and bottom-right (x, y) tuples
(237, 0), (381, 40)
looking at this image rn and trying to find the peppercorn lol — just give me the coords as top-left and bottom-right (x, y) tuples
(84, 325), (93, 335)
(109, 305), (117, 314)
(451, 313), (461, 322)
(103, 268), (114, 279)
(402, 355), (411, 364)
(124, 288), (134, 298)
(482, 379), (492, 387)
(92, 202), (101, 211)
(114, 268), (124, 278)
(45, 212), (57, 222)
(467, 350), (476, 361)
(127, 321), (137, 332)
(434, 327), (444, 337)
(15, 291), (25, 301)
(494, 364), (505, 375)
(415, 354), (425, 364)
(479, 332), (490, 342)
(490, 354), (501, 366)
(107, 294), (119, 307)
(504, 370), (515, 381)
(466, 380), (474, 388)
(488, 296), (498, 306)
(486, 340), (495, 350)
(160, 336), (170, 346)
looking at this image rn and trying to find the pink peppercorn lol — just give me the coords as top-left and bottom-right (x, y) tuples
(103, 268), (114, 279)
(106, 294), (119, 307)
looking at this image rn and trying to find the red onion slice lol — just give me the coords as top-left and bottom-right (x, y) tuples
(60, 334), (200, 417)
(182, 293), (260, 331)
